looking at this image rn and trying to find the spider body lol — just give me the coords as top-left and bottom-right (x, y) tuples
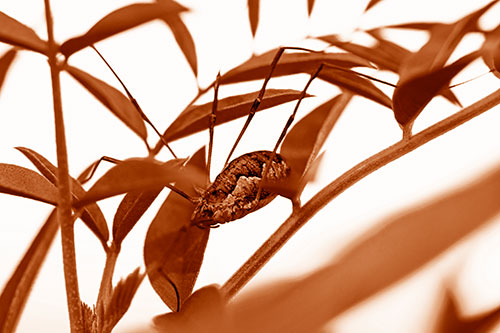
(191, 150), (290, 228)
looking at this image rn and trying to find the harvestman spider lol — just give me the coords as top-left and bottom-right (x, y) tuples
(83, 46), (397, 228)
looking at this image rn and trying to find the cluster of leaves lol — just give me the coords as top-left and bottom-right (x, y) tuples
(0, 0), (500, 332)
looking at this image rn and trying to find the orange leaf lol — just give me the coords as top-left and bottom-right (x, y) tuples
(307, 0), (315, 16)
(0, 12), (47, 54)
(0, 211), (58, 333)
(144, 147), (209, 312)
(65, 65), (148, 141)
(220, 49), (372, 84)
(59, 1), (187, 57)
(481, 24), (500, 79)
(16, 147), (109, 247)
(0, 48), (17, 93)
(393, 51), (479, 129)
(318, 68), (392, 108)
(75, 158), (185, 208)
(163, 89), (311, 143)
(365, 0), (383, 11)
(0, 163), (58, 205)
(247, 0), (259, 37)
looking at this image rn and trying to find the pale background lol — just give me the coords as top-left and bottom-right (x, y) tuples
(1, 0), (500, 332)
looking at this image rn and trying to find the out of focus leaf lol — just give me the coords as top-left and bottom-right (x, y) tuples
(247, 0), (259, 37)
(75, 158), (184, 208)
(160, 7), (198, 77)
(481, 24), (500, 79)
(318, 67), (392, 108)
(59, 1), (187, 57)
(226, 161), (500, 332)
(154, 285), (225, 333)
(220, 49), (372, 85)
(384, 22), (445, 31)
(163, 89), (311, 143)
(307, 0), (315, 16)
(399, 0), (498, 82)
(102, 268), (145, 332)
(0, 163), (58, 205)
(0, 211), (58, 333)
(279, 93), (351, 198)
(433, 290), (500, 332)
(144, 147), (209, 312)
(16, 147), (109, 246)
(0, 48), (17, 93)
(393, 51), (479, 129)
(0, 12), (47, 54)
(65, 65), (148, 141)
(365, 0), (383, 11)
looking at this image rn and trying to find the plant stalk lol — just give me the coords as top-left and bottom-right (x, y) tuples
(96, 243), (119, 331)
(221, 88), (500, 299)
(44, 0), (83, 331)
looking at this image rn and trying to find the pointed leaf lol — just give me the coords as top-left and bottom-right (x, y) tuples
(227, 162), (500, 331)
(164, 89), (311, 143)
(307, 0), (315, 16)
(247, 0), (259, 37)
(144, 147), (210, 311)
(220, 49), (373, 85)
(65, 65), (148, 141)
(0, 211), (58, 333)
(365, 0), (383, 11)
(0, 12), (47, 54)
(75, 158), (184, 208)
(113, 188), (163, 247)
(279, 93), (351, 197)
(318, 68), (392, 108)
(59, 1), (187, 57)
(393, 51), (479, 128)
(0, 48), (17, 93)
(160, 10), (198, 77)
(481, 25), (500, 79)
(0, 163), (58, 205)
(102, 268), (145, 332)
(16, 147), (109, 246)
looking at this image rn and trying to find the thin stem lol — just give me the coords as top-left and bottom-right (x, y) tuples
(221, 87), (500, 300)
(44, 0), (83, 331)
(96, 244), (119, 331)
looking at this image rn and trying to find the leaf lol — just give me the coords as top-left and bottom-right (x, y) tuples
(433, 290), (500, 333)
(102, 268), (145, 332)
(318, 67), (392, 108)
(220, 49), (373, 85)
(81, 301), (98, 333)
(65, 65), (148, 141)
(160, 8), (198, 77)
(0, 211), (58, 333)
(393, 51), (479, 129)
(307, 0), (315, 16)
(113, 189), (163, 248)
(144, 147), (210, 312)
(16, 147), (109, 247)
(226, 161), (500, 332)
(75, 158), (184, 208)
(0, 163), (58, 205)
(481, 24), (500, 79)
(153, 285), (225, 333)
(279, 93), (351, 198)
(59, 1), (187, 57)
(163, 89), (311, 143)
(0, 48), (17, 93)
(247, 0), (259, 37)
(365, 0), (383, 11)
(0, 12), (47, 54)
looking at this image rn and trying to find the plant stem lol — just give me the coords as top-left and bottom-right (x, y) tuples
(221, 88), (500, 299)
(44, 0), (83, 331)
(96, 243), (119, 331)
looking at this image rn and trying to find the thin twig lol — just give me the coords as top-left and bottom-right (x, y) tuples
(221, 87), (500, 300)
(44, 0), (83, 331)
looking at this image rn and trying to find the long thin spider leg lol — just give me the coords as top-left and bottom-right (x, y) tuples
(255, 63), (325, 202)
(91, 45), (178, 159)
(224, 46), (323, 167)
(207, 72), (221, 180)
(78, 155), (195, 203)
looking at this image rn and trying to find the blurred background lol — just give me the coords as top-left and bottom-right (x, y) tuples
(1, 0), (500, 331)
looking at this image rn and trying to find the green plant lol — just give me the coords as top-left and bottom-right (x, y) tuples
(1, 0), (500, 332)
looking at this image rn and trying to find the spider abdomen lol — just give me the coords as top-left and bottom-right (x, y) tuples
(191, 150), (290, 228)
